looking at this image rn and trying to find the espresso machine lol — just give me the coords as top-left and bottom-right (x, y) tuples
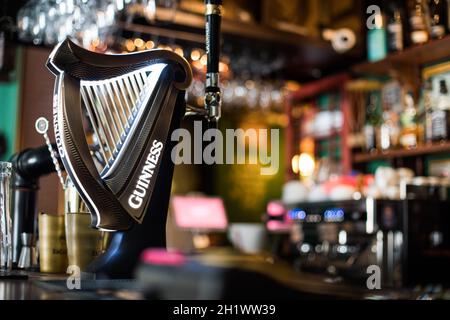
(285, 199), (378, 284)
(283, 180), (450, 288)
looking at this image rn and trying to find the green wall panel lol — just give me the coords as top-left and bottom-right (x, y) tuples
(0, 48), (20, 161)
(214, 112), (285, 223)
(0, 81), (19, 161)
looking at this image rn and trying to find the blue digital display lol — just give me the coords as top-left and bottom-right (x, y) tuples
(288, 208), (345, 222)
(288, 209), (306, 221)
(324, 208), (345, 222)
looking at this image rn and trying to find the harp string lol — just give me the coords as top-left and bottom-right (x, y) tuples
(80, 86), (109, 165)
(80, 69), (153, 171)
(117, 79), (134, 117)
(95, 84), (121, 144)
(101, 83), (125, 137)
(108, 82), (129, 131)
(84, 85), (116, 157)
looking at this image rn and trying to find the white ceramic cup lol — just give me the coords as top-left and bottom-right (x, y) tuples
(228, 223), (266, 254)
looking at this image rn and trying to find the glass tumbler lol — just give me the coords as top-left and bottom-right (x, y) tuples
(0, 162), (13, 271)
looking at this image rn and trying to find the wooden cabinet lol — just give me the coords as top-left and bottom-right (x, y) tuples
(286, 36), (450, 178)
(285, 73), (351, 179)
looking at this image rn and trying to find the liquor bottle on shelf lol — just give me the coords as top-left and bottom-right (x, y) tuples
(367, 7), (388, 62)
(422, 78), (435, 143)
(408, 0), (431, 44)
(431, 79), (450, 142)
(381, 81), (402, 150)
(416, 86), (427, 146)
(364, 92), (382, 152)
(400, 92), (419, 148)
(429, 0), (447, 39)
(380, 108), (400, 150)
(386, 0), (405, 52)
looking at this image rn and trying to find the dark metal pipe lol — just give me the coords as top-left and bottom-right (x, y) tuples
(10, 144), (60, 265)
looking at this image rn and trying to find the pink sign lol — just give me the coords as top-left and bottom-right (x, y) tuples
(172, 196), (228, 230)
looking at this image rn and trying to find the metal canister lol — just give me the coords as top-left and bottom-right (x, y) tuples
(38, 213), (67, 273)
(64, 180), (106, 271)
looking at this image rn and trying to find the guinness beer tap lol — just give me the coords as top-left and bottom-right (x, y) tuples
(204, 0), (223, 129)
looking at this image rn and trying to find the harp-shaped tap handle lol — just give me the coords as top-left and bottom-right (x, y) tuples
(204, 0), (222, 127)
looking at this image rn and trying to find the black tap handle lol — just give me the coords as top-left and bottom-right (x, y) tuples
(205, 0), (222, 90)
(204, 0), (222, 123)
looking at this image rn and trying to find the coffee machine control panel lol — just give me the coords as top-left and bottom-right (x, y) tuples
(286, 199), (370, 225)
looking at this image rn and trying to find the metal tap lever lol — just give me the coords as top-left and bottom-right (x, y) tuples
(35, 117), (66, 189)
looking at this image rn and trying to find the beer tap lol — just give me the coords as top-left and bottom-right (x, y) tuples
(204, 0), (222, 129)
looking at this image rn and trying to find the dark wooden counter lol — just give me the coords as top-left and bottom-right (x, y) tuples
(0, 260), (419, 300)
(0, 272), (68, 300)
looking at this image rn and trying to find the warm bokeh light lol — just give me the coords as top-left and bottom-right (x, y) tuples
(192, 234), (211, 250)
(174, 46), (184, 57)
(200, 54), (208, 66)
(145, 40), (155, 50)
(285, 80), (302, 92)
(291, 155), (300, 174)
(300, 137), (315, 154)
(219, 61), (228, 73)
(133, 38), (144, 49)
(298, 153), (315, 178)
(190, 49), (201, 61)
(125, 39), (135, 52)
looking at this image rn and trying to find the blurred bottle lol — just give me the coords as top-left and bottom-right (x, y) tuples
(416, 86), (427, 146)
(364, 93), (382, 152)
(382, 80), (403, 150)
(386, 0), (406, 52)
(380, 108), (395, 150)
(408, 0), (431, 44)
(422, 78), (435, 143)
(367, 8), (387, 62)
(400, 92), (419, 148)
(429, 0), (447, 39)
(431, 79), (450, 141)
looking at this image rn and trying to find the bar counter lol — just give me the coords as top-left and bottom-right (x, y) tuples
(0, 257), (420, 300)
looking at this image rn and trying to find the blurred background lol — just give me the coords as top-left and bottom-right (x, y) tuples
(0, 0), (367, 221)
(2, 0), (450, 298)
